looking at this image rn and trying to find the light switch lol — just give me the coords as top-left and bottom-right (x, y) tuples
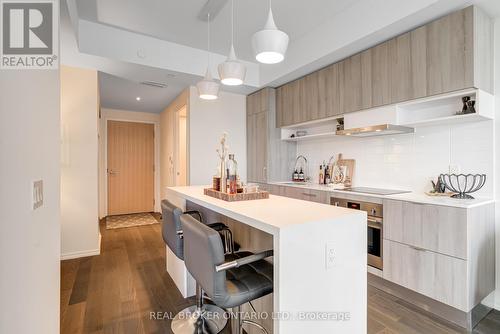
(33, 180), (43, 210)
(325, 242), (335, 270)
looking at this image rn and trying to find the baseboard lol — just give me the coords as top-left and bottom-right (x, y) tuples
(60, 233), (102, 260)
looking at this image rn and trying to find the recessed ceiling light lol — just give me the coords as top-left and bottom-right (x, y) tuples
(136, 97), (141, 101)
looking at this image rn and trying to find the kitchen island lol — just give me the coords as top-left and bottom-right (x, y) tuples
(165, 185), (367, 334)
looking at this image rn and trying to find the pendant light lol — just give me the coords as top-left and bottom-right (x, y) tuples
(197, 12), (220, 100)
(218, 0), (246, 86)
(251, 0), (289, 64)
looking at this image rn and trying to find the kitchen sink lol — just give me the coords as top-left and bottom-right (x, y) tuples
(280, 182), (309, 186)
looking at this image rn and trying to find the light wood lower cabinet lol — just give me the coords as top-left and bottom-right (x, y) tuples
(383, 200), (467, 259)
(383, 200), (495, 312)
(383, 239), (467, 310)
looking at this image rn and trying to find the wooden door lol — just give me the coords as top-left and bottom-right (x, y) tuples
(107, 121), (154, 215)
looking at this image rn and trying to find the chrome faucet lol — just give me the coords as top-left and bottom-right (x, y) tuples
(294, 155), (309, 181)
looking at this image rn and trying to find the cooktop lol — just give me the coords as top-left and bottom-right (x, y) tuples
(342, 187), (411, 195)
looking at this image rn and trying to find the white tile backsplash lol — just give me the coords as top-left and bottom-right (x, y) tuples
(297, 121), (494, 197)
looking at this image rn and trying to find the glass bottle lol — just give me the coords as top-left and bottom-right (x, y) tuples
(227, 154), (238, 194)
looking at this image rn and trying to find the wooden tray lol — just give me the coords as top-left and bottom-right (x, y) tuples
(204, 188), (269, 202)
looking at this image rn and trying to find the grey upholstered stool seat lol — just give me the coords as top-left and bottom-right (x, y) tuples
(161, 199), (229, 334)
(181, 214), (274, 334)
(217, 251), (273, 309)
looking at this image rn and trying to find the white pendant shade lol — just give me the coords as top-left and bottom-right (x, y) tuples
(197, 69), (220, 100)
(252, 7), (289, 64)
(218, 45), (246, 86)
(197, 12), (219, 100)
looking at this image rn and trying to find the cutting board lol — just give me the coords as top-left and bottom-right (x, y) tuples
(337, 153), (355, 187)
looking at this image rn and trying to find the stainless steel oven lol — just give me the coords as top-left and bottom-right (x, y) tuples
(331, 197), (383, 270)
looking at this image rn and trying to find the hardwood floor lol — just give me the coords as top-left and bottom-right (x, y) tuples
(61, 221), (500, 334)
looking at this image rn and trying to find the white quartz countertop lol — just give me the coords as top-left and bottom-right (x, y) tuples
(269, 182), (495, 209)
(166, 186), (366, 235)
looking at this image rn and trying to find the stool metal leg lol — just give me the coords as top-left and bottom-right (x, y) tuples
(171, 284), (227, 334)
(231, 304), (269, 334)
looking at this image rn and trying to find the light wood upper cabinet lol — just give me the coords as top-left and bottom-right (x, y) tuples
(325, 63), (344, 117)
(410, 26), (428, 99)
(343, 54), (362, 113)
(360, 49), (373, 109)
(291, 78), (307, 124)
(274, 5), (492, 128)
(389, 33), (412, 103)
(371, 40), (391, 107)
(247, 88), (296, 183)
(426, 7), (474, 96)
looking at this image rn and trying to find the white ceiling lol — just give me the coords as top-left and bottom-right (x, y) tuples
(76, 0), (358, 62)
(99, 72), (172, 113)
(63, 0), (500, 113)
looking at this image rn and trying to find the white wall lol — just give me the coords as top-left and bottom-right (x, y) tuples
(188, 87), (247, 186)
(0, 71), (60, 332)
(493, 18), (500, 309)
(61, 66), (100, 260)
(297, 121), (495, 198)
(99, 108), (161, 216)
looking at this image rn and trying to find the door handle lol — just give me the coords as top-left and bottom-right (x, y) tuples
(108, 170), (119, 175)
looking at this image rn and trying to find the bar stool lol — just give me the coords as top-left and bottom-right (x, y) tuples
(161, 199), (229, 333)
(181, 213), (274, 334)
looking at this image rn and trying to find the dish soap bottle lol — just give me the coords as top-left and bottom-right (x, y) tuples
(293, 169), (299, 182)
(298, 168), (305, 182)
(319, 165), (324, 184)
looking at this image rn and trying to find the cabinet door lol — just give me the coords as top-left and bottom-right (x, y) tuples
(258, 88), (269, 113)
(291, 78), (306, 124)
(389, 33), (412, 103)
(343, 54), (362, 113)
(277, 84), (294, 127)
(383, 239), (467, 311)
(410, 25), (427, 99)
(304, 72), (322, 121)
(254, 112), (268, 183)
(276, 86), (284, 128)
(246, 114), (257, 182)
(246, 92), (256, 116)
(304, 189), (328, 204)
(371, 40), (391, 107)
(283, 186), (305, 200)
(325, 62), (344, 117)
(360, 49), (372, 110)
(426, 7), (473, 95)
(383, 200), (467, 259)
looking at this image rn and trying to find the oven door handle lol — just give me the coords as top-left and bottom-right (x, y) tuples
(367, 217), (382, 229)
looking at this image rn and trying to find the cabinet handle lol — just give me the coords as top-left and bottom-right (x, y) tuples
(302, 192), (317, 197)
(409, 245), (427, 252)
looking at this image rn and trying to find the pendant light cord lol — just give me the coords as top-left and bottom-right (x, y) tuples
(207, 12), (211, 67)
(231, 0), (234, 45)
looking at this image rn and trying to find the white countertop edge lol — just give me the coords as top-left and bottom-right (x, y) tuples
(268, 182), (495, 209)
(166, 186), (367, 234)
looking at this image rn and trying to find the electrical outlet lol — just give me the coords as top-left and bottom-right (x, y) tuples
(325, 242), (335, 270)
(33, 180), (43, 210)
(449, 164), (461, 174)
